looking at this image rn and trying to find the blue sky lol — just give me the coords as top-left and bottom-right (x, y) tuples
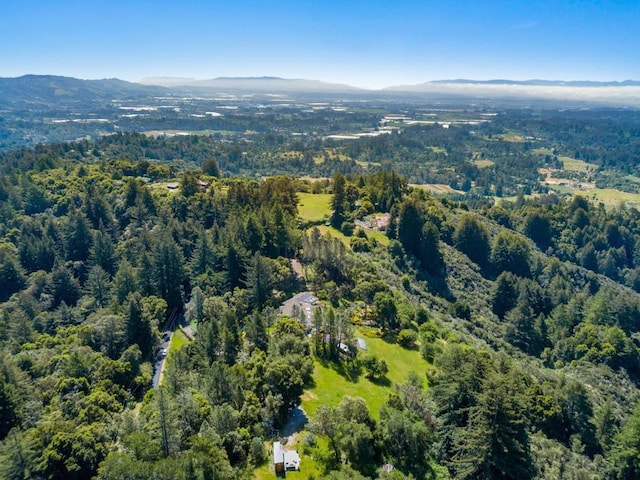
(1, 0), (638, 88)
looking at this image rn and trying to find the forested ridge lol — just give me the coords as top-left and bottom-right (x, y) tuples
(3, 131), (640, 480)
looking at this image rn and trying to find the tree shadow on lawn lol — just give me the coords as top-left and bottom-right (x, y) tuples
(380, 331), (397, 345)
(367, 375), (392, 387)
(316, 357), (363, 383)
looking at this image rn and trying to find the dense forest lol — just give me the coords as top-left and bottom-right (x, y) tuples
(3, 122), (640, 479)
(3, 104), (639, 201)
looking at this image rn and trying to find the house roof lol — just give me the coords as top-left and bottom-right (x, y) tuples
(299, 293), (318, 304)
(273, 441), (284, 464)
(284, 449), (300, 470)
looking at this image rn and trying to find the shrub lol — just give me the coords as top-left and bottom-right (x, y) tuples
(397, 329), (417, 348)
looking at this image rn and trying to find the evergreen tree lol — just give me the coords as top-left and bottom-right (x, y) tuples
(0, 248), (26, 303)
(202, 157), (221, 177)
(524, 211), (553, 249)
(84, 188), (113, 229)
(0, 380), (18, 440)
(397, 197), (424, 257)
(246, 253), (273, 308)
(51, 261), (81, 307)
(112, 259), (137, 305)
(124, 292), (156, 358)
(86, 265), (111, 309)
(454, 214), (490, 268)
(181, 171), (199, 198)
(154, 235), (184, 310)
(137, 251), (156, 297)
(612, 403), (640, 479)
(419, 220), (444, 275)
(331, 173), (347, 228)
(190, 230), (214, 277)
(451, 370), (534, 480)
(225, 242), (246, 290)
(245, 213), (264, 253)
(90, 229), (116, 275)
(491, 231), (531, 277)
(492, 271), (519, 318)
(64, 210), (93, 262)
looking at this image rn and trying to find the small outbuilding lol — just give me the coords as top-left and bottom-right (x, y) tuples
(273, 441), (285, 475)
(284, 449), (301, 471)
(273, 441), (300, 476)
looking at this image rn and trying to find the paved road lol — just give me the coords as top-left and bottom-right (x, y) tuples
(152, 332), (171, 388)
(151, 309), (196, 388)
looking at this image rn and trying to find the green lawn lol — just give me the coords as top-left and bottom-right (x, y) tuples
(302, 328), (430, 419)
(589, 188), (640, 208)
(253, 436), (325, 480)
(558, 156), (596, 172)
(532, 147), (554, 156)
(428, 146), (447, 154)
(254, 330), (429, 479)
(168, 329), (190, 357)
(311, 223), (389, 248)
(494, 132), (524, 142)
(314, 225), (350, 245)
(366, 230), (390, 247)
(298, 193), (333, 223)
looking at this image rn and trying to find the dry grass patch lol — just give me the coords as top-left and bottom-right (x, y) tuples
(412, 183), (464, 195)
(473, 159), (495, 168)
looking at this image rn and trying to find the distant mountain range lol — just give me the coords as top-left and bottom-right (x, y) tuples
(141, 75), (640, 91)
(0, 75), (168, 109)
(1, 75), (640, 111)
(139, 75), (362, 92)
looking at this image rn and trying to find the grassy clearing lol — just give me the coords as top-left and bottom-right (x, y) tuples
(302, 328), (430, 419)
(366, 230), (390, 247)
(428, 146), (447, 154)
(310, 225), (389, 248)
(313, 148), (351, 164)
(253, 436), (325, 480)
(255, 330), (429, 479)
(473, 159), (495, 168)
(494, 132), (524, 142)
(558, 156), (596, 172)
(495, 193), (541, 204)
(412, 183), (464, 195)
(298, 193), (332, 223)
(254, 460), (322, 480)
(314, 225), (350, 245)
(532, 147), (554, 156)
(588, 189), (640, 208)
(168, 329), (189, 357)
(355, 160), (381, 168)
(281, 151), (304, 159)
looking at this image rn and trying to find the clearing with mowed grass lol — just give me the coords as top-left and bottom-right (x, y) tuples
(253, 329), (430, 479)
(297, 192), (332, 223)
(302, 328), (430, 419)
